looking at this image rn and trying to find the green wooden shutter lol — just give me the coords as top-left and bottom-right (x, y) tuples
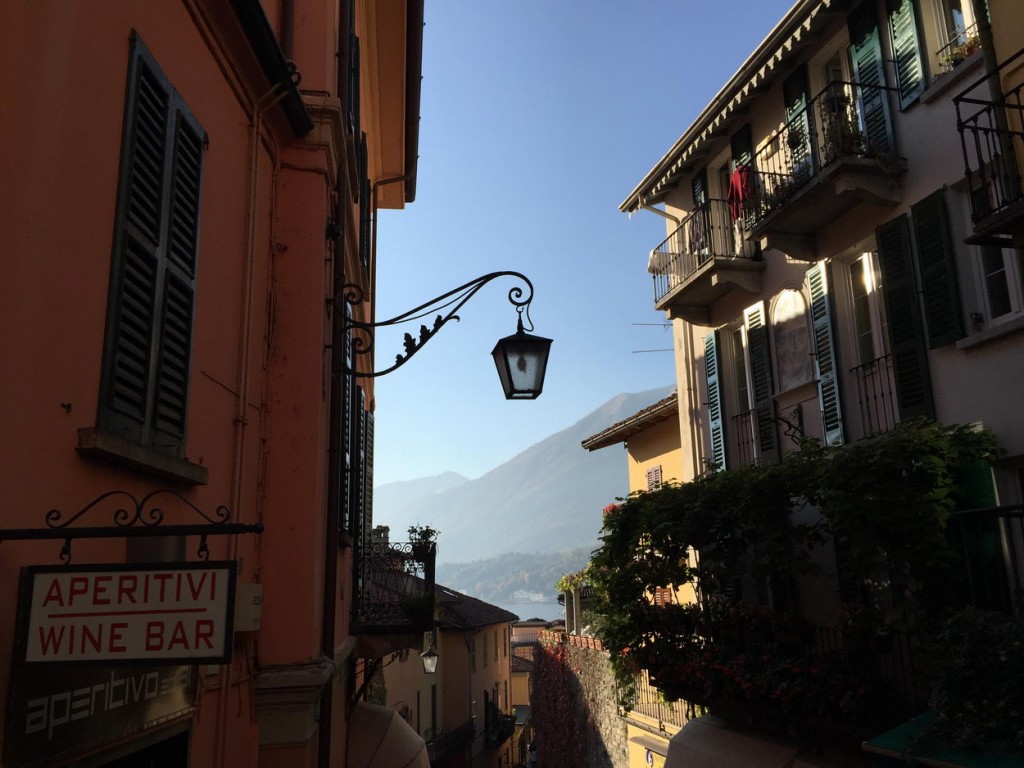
(783, 65), (815, 180)
(691, 168), (708, 207)
(102, 33), (203, 456)
(849, 1), (894, 155)
(153, 108), (204, 446)
(888, 0), (927, 108)
(745, 303), (779, 465)
(807, 263), (845, 446)
(875, 215), (934, 419)
(704, 332), (727, 471)
(730, 125), (754, 171)
(911, 188), (965, 347)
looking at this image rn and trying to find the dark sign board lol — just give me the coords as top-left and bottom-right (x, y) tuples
(3, 663), (196, 767)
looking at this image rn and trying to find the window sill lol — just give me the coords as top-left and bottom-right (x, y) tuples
(77, 427), (209, 486)
(955, 314), (1024, 350)
(921, 52), (983, 104)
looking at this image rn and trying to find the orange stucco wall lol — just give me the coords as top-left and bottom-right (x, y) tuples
(0, 1), (370, 766)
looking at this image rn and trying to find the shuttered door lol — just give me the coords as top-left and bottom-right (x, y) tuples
(887, 0), (927, 108)
(807, 263), (845, 446)
(848, 2), (894, 156)
(103, 33), (203, 456)
(704, 332), (727, 471)
(911, 188), (965, 347)
(875, 216), (935, 419)
(745, 303), (780, 465)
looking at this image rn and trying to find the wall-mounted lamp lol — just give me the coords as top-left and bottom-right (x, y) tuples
(338, 271), (552, 400)
(421, 626), (439, 674)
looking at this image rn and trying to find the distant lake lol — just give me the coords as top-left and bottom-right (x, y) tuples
(500, 602), (563, 622)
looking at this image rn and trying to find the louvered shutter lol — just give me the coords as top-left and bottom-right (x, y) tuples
(730, 125), (753, 171)
(783, 66), (815, 180)
(102, 33), (203, 456)
(745, 303), (780, 465)
(887, 0), (927, 108)
(362, 408), (374, 550)
(703, 332), (727, 471)
(349, 380), (365, 539)
(807, 263), (845, 446)
(911, 188), (965, 347)
(875, 216), (935, 419)
(848, 2), (894, 155)
(646, 465), (663, 492)
(691, 169), (708, 207)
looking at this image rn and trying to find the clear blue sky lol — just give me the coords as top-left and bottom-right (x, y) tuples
(372, 0), (795, 486)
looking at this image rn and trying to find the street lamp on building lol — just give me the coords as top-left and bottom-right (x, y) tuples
(340, 271), (552, 399)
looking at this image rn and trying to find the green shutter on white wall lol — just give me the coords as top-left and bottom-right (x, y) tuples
(744, 303), (780, 465)
(911, 188), (965, 347)
(849, 1), (895, 155)
(876, 215), (935, 419)
(807, 263), (845, 446)
(704, 332), (727, 471)
(888, 0), (927, 108)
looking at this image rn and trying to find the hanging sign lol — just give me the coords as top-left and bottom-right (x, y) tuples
(17, 562), (236, 664)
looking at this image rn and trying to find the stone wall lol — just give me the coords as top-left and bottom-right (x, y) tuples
(531, 631), (627, 768)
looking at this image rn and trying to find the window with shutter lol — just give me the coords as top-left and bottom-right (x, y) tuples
(807, 264), (845, 446)
(99, 31), (205, 458)
(911, 188), (965, 347)
(887, 0), (927, 108)
(875, 215), (935, 419)
(703, 332), (727, 471)
(646, 465), (663, 492)
(783, 66), (815, 181)
(745, 303), (780, 465)
(848, 2), (895, 155)
(362, 408), (374, 550)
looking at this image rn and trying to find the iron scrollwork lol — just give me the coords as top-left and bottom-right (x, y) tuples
(0, 489), (262, 564)
(338, 271), (537, 378)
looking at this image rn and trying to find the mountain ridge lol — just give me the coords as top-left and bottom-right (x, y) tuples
(373, 385), (674, 566)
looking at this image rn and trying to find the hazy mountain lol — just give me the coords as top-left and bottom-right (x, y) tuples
(372, 471), (469, 533)
(373, 385), (674, 565)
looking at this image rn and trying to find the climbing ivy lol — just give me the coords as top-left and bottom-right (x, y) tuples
(588, 419), (997, 712)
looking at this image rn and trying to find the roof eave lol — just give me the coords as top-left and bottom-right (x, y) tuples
(620, 0), (850, 214)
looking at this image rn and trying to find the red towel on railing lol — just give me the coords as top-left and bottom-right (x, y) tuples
(727, 164), (756, 221)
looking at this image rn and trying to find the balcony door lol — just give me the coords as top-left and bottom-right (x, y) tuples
(848, 1), (894, 155)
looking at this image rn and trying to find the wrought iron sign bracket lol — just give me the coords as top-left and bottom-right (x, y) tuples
(0, 489), (263, 564)
(332, 270), (537, 378)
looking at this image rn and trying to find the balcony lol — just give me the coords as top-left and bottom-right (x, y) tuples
(484, 707), (516, 749)
(850, 354), (899, 438)
(649, 199), (764, 324)
(352, 539), (436, 657)
(426, 719), (475, 763)
(954, 47), (1024, 246)
(749, 81), (906, 260)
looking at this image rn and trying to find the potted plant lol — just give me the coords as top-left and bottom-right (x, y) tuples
(408, 524), (439, 559)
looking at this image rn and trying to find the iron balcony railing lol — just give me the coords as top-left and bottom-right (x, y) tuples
(850, 354), (899, 438)
(956, 504), (1024, 614)
(954, 46), (1024, 228)
(731, 409), (758, 468)
(629, 668), (692, 728)
(426, 719), (475, 763)
(351, 539), (436, 633)
(936, 21), (980, 73)
(484, 707), (516, 749)
(650, 198), (759, 305)
(751, 80), (899, 224)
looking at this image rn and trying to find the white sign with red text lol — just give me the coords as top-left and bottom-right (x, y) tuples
(22, 563), (236, 664)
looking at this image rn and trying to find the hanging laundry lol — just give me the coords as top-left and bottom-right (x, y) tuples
(727, 164), (759, 221)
